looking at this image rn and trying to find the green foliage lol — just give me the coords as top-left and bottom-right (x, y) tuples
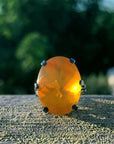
(0, 0), (23, 39)
(84, 73), (111, 94)
(16, 32), (50, 72)
(0, 0), (113, 94)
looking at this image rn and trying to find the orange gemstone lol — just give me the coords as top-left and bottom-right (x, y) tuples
(37, 56), (81, 115)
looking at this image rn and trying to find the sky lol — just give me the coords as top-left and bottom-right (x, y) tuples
(76, 0), (114, 12)
(101, 0), (114, 11)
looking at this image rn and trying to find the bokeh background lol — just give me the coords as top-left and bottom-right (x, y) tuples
(0, 0), (114, 95)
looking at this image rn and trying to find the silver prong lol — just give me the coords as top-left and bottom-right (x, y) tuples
(72, 105), (78, 111)
(41, 60), (47, 66)
(43, 107), (48, 113)
(34, 83), (39, 96)
(81, 84), (86, 90)
(34, 90), (38, 96)
(70, 58), (76, 63)
(79, 80), (84, 86)
(34, 83), (39, 90)
(81, 89), (86, 94)
(80, 80), (86, 94)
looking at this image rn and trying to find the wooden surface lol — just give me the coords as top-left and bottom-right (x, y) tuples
(0, 95), (114, 143)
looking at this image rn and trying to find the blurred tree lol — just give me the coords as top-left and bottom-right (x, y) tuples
(85, 72), (111, 94)
(95, 12), (114, 72)
(0, 0), (113, 94)
(16, 32), (50, 93)
(16, 32), (50, 72)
